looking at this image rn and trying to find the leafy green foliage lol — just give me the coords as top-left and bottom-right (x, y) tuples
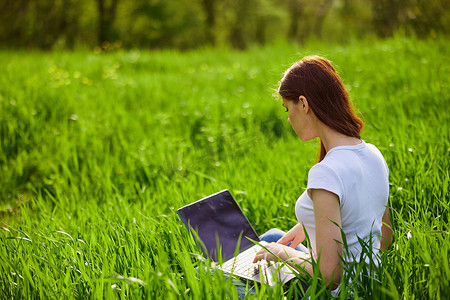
(0, 0), (449, 49)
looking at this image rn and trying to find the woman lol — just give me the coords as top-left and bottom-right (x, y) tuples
(253, 56), (393, 292)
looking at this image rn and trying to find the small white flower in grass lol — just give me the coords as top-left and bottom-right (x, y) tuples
(208, 137), (214, 142)
(407, 231), (412, 239)
(70, 114), (78, 121)
(389, 143), (395, 147)
(408, 148), (414, 152)
(397, 187), (403, 192)
(215, 162), (221, 167)
(109, 275), (146, 286)
(235, 86), (245, 93)
(405, 178), (409, 182)
(235, 190), (247, 195)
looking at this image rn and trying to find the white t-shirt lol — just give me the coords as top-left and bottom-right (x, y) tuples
(295, 140), (389, 264)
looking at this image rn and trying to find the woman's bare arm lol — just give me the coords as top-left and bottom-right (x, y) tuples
(310, 188), (343, 286)
(380, 205), (393, 250)
(254, 189), (343, 287)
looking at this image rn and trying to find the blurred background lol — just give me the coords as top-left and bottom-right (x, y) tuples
(1, 0), (449, 51)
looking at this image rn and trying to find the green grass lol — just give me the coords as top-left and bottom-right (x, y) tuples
(0, 36), (449, 299)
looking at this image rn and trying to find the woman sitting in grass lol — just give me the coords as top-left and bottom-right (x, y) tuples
(253, 56), (393, 293)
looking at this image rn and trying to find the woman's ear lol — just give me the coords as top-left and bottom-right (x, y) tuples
(299, 95), (310, 113)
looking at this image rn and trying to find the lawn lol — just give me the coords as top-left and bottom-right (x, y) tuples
(0, 37), (449, 299)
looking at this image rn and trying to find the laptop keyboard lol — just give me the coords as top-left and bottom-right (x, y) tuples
(221, 244), (270, 278)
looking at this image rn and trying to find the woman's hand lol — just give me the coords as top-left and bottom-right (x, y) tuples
(277, 223), (305, 248)
(253, 242), (298, 263)
(253, 242), (310, 265)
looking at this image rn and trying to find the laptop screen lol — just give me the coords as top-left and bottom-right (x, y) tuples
(177, 190), (260, 262)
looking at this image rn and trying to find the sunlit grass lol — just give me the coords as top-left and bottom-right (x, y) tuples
(0, 37), (449, 298)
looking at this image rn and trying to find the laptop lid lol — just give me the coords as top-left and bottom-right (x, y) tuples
(177, 190), (260, 262)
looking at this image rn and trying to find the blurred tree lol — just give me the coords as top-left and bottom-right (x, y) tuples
(406, 0), (450, 37)
(97, 0), (119, 47)
(254, 0), (273, 45)
(286, 0), (305, 42)
(225, 0), (285, 48)
(122, 0), (204, 49)
(0, 0), (448, 50)
(313, 0), (334, 39)
(0, 0), (82, 49)
(0, 0), (31, 48)
(228, 0), (252, 49)
(250, 0), (276, 45)
(334, 0), (372, 40)
(370, 0), (450, 38)
(202, 0), (217, 45)
(370, 0), (402, 37)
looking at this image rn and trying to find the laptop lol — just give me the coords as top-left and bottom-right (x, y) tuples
(177, 189), (298, 286)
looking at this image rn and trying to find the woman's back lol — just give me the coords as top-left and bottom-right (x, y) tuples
(296, 141), (389, 263)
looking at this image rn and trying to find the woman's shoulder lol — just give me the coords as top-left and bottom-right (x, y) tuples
(325, 141), (386, 162)
(316, 140), (388, 178)
(311, 141), (384, 174)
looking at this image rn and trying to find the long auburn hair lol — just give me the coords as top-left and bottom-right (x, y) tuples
(278, 56), (364, 162)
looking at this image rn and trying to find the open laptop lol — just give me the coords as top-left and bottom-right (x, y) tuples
(177, 190), (298, 286)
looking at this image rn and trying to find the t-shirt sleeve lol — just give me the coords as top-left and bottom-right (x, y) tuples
(307, 163), (344, 203)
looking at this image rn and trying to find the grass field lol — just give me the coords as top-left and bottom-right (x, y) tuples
(0, 37), (449, 299)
